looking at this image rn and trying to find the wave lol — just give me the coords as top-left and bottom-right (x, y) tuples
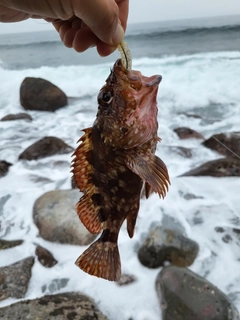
(1, 23), (240, 51)
(126, 24), (240, 41)
(0, 40), (61, 50)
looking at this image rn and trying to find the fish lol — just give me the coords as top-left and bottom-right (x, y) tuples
(72, 58), (170, 281)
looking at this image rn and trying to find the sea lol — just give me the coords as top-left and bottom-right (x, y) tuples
(0, 15), (240, 319)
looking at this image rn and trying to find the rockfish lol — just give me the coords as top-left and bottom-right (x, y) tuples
(72, 58), (170, 281)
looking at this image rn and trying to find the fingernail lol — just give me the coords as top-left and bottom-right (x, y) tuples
(111, 23), (124, 46)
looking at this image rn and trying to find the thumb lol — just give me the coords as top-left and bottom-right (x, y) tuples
(73, 0), (125, 46)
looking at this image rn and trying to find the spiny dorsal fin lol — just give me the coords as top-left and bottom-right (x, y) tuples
(125, 152), (170, 198)
(72, 128), (102, 233)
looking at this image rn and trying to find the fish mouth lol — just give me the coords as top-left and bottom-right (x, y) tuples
(113, 59), (162, 89)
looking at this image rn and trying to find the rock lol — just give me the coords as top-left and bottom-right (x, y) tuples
(0, 239), (23, 250)
(203, 132), (240, 159)
(33, 189), (97, 245)
(168, 146), (193, 158)
(35, 245), (58, 268)
(183, 193), (204, 200)
(156, 266), (240, 320)
(116, 274), (137, 286)
(0, 161), (12, 178)
(138, 226), (199, 268)
(0, 292), (109, 320)
(0, 257), (34, 301)
(214, 226), (240, 245)
(71, 176), (78, 189)
(174, 127), (204, 139)
(20, 77), (68, 112)
(18, 136), (74, 161)
(179, 112), (203, 119)
(42, 279), (69, 294)
(180, 158), (240, 177)
(0, 113), (32, 121)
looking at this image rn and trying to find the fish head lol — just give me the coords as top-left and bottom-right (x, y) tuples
(94, 59), (162, 148)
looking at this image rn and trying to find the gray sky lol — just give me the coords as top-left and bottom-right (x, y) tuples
(0, 0), (240, 34)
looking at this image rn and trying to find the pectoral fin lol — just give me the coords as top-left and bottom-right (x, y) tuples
(125, 153), (170, 198)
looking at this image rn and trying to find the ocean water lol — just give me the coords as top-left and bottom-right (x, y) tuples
(0, 15), (240, 319)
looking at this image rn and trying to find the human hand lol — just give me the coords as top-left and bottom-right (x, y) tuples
(0, 0), (129, 56)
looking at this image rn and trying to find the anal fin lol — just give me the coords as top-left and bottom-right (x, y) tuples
(75, 239), (121, 281)
(126, 204), (140, 238)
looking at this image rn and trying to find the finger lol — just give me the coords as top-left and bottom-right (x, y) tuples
(73, 0), (126, 46)
(96, 41), (117, 57)
(72, 28), (98, 52)
(116, 0), (129, 31)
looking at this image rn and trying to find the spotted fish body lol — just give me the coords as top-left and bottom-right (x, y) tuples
(72, 59), (170, 281)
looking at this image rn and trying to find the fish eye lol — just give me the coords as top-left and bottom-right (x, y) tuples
(98, 90), (113, 106)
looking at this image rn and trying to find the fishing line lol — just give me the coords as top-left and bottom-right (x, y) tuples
(119, 43), (129, 69)
(212, 135), (240, 160)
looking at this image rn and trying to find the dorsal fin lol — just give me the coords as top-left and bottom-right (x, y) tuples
(72, 128), (102, 233)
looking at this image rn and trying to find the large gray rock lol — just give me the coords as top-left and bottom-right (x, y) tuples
(18, 136), (74, 161)
(138, 226), (199, 268)
(0, 257), (34, 301)
(33, 189), (97, 245)
(0, 292), (109, 320)
(180, 158), (240, 177)
(203, 132), (240, 159)
(156, 266), (240, 320)
(20, 77), (68, 112)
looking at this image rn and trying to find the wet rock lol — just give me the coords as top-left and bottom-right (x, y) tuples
(18, 136), (74, 161)
(214, 226), (240, 245)
(0, 257), (34, 301)
(20, 77), (68, 112)
(116, 274), (137, 286)
(203, 132), (240, 159)
(180, 158), (240, 177)
(0, 161), (12, 178)
(168, 146), (193, 158)
(0, 113), (32, 121)
(0, 194), (11, 217)
(174, 127), (204, 139)
(138, 226), (199, 268)
(33, 189), (97, 245)
(35, 245), (58, 268)
(156, 266), (240, 320)
(179, 112), (203, 120)
(0, 292), (109, 320)
(71, 176), (78, 189)
(0, 239), (23, 250)
(42, 278), (69, 294)
(183, 193), (203, 200)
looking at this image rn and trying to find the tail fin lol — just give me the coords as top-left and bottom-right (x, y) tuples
(75, 239), (121, 281)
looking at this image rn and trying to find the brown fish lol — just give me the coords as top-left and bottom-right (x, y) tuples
(72, 59), (170, 281)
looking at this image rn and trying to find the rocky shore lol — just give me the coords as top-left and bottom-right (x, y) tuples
(0, 78), (240, 319)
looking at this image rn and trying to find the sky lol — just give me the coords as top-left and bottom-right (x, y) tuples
(0, 0), (240, 34)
